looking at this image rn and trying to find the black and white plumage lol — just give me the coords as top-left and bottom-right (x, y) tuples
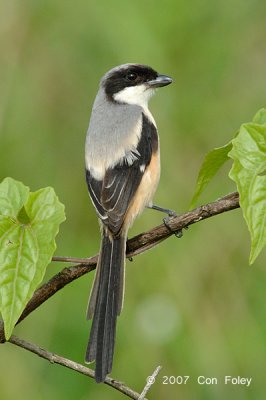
(85, 63), (172, 382)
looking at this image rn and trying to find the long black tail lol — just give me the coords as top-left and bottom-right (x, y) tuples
(85, 229), (125, 382)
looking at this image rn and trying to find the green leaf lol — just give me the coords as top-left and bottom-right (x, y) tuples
(0, 178), (65, 339)
(229, 113), (266, 264)
(190, 141), (232, 209)
(252, 108), (266, 125)
(0, 177), (29, 218)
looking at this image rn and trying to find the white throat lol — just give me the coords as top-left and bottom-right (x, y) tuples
(113, 84), (155, 109)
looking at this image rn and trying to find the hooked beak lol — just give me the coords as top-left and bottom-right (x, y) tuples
(147, 74), (173, 88)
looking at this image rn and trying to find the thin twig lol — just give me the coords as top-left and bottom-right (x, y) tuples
(139, 365), (162, 400)
(0, 192), (239, 333)
(0, 192), (240, 399)
(8, 335), (144, 400)
(17, 257), (97, 324)
(52, 256), (93, 263)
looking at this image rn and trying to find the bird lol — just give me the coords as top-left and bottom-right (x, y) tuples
(85, 63), (173, 382)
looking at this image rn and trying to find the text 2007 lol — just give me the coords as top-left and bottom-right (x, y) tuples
(162, 376), (190, 384)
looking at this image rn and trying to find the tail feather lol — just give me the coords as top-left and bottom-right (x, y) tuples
(86, 230), (125, 383)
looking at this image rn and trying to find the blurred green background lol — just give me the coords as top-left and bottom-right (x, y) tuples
(1, 0), (265, 399)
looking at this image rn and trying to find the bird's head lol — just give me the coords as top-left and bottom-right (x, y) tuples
(101, 63), (173, 108)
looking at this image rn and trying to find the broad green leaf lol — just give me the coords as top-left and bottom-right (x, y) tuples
(252, 108), (266, 125)
(229, 114), (266, 264)
(0, 177), (29, 218)
(190, 141), (232, 209)
(0, 178), (65, 339)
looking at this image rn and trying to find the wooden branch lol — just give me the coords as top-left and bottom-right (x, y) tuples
(1, 192), (239, 332)
(139, 365), (162, 399)
(17, 256), (98, 324)
(0, 192), (240, 399)
(7, 335), (145, 400)
(126, 191), (239, 256)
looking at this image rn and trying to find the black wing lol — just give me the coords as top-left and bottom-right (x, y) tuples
(86, 113), (158, 235)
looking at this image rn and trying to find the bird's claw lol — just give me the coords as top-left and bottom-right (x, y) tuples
(163, 213), (183, 238)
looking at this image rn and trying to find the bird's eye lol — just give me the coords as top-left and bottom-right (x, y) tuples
(126, 72), (138, 81)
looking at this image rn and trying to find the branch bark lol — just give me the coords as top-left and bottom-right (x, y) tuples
(0, 192), (240, 398)
(12, 192), (239, 327)
(139, 365), (162, 399)
(7, 335), (145, 400)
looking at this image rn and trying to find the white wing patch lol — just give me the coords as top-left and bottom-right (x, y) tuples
(124, 149), (140, 166)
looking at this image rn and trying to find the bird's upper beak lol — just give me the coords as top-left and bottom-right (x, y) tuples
(147, 74), (173, 88)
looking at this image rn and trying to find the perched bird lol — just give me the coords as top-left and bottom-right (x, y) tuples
(85, 63), (173, 382)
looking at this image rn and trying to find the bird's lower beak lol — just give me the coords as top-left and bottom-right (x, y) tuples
(147, 74), (173, 88)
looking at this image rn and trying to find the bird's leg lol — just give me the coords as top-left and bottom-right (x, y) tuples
(148, 204), (176, 217)
(147, 204), (183, 238)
